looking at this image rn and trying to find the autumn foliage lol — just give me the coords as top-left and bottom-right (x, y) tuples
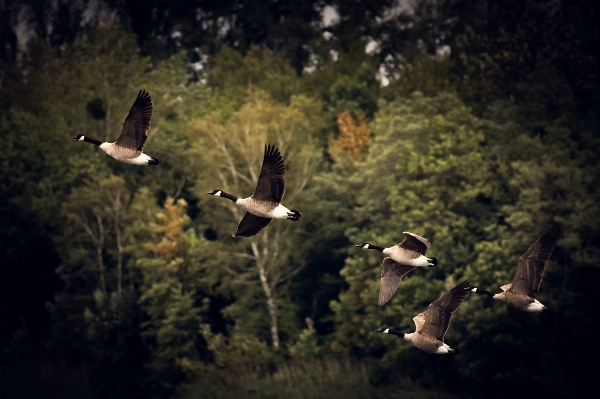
(144, 197), (190, 267)
(333, 111), (370, 159)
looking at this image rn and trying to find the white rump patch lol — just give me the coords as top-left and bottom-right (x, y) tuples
(271, 203), (292, 219)
(525, 300), (545, 313)
(435, 344), (451, 354)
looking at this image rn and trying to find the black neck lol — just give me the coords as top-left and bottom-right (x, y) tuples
(83, 136), (102, 146)
(220, 191), (238, 203)
(367, 244), (385, 252)
(388, 329), (405, 338)
(471, 287), (494, 298)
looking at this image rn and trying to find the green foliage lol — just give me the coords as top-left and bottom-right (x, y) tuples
(1, 4), (599, 398)
(288, 318), (321, 360)
(328, 91), (552, 392)
(208, 46), (300, 104)
(177, 356), (457, 399)
(302, 47), (381, 124)
(134, 196), (214, 391)
(186, 88), (326, 350)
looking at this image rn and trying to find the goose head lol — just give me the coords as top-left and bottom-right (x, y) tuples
(376, 327), (404, 338)
(355, 242), (371, 249)
(207, 190), (223, 196)
(71, 134), (85, 141)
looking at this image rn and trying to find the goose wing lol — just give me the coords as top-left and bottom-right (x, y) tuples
(419, 281), (470, 341)
(233, 212), (273, 237)
(252, 144), (286, 203)
(413, 311), (428, 332)
(397, 232), (431, 255)
(378, 258), (416, 306)
(116, 90), (153, 152)
(510, 224), (560, 297)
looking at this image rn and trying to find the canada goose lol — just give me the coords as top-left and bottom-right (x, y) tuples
(376, 280), (470, 355)
(71, 90), (159, 165)
(356, 232), (438, 305)
(207, 144), (301, 237)
(470, 224), (560, 312)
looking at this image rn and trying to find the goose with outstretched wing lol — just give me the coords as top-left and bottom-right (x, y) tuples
(377, 280), (471, 355)
(72, 90), (159, 165)
(470, 224), (560, 312)
(207, 144), (301, 237)
(356, 232), (438, 305)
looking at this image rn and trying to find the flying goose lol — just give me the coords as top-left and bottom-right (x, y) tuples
(71, 90), (159, 165)
(356, 232), (438, 305)
(376, 280), (470, 355)
(207, 144), (301, 237)
(470, 224), (560, 312)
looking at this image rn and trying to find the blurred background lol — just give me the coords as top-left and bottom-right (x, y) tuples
(0, 0), (599, 398)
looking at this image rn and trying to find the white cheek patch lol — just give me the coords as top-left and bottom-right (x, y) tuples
(363, 244), (370, 249)
(79, 136), (85, 141)
(215, 190), (222, 196)
(384, 328), (389, 334)
(471, 288), (477, 292)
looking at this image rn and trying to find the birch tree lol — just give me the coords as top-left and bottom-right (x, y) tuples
(100, 176), (130, 295)
(190, 90), (323, 348)
(64, 184), (113, 294)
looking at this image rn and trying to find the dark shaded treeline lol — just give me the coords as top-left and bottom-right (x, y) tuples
(1, 1), (599, 398)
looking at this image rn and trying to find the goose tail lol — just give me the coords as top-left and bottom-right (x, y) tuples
(448, 347), (460, 356)
(287, 210), (302, 222)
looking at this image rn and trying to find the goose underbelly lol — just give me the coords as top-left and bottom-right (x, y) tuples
(508, 297), (544, 312)
(410, 334), (445, 354)
(99, 143), (152, 165)
(384, 248), (430, 266)
(237, 199), (289, 219)
(503, 292), (539, 311)
(119, 153), (154, 165)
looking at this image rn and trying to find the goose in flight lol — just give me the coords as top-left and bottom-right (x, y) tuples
(376, 280), (470, 355)
(356, 232), (438, 305)
(470, 224), (560, 312)
(207, 144), (301, 237)
(72, 90), (159, 165)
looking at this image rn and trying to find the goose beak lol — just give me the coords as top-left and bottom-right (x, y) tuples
(375, 327), (385, 333)
(71, 136), (79, 141)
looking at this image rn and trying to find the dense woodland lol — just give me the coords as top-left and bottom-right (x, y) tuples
(0, 0), (599, 398)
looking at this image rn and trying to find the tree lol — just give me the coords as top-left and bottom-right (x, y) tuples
(328, 92), (497, 387)
(331, 110), (371, 160)
(189, 89), (323, 348)
(135, 195), (212, 393)
(455, 64), (600, 396)
(63, 183), (114, 294)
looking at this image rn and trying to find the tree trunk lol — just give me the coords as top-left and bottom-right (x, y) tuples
(258, 262), (279, 348)
(252, 241), (279, 348)
(115, 211), (122, 296)
(97, 244), (107, 294)
(96, 214), (107, 294)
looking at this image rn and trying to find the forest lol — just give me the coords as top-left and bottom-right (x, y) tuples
(0, 0), (599, 398)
